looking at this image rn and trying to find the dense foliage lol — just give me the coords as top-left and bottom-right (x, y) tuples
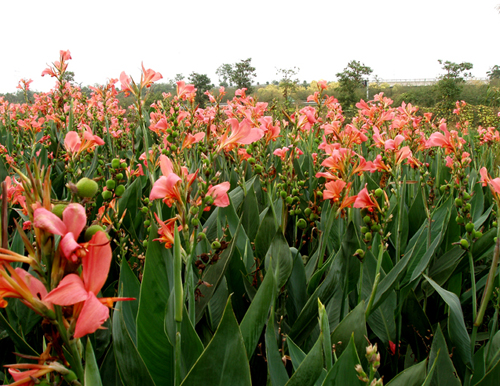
(1, 51), (500, 385)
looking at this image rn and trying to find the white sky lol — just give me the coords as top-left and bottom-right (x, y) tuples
(1, 0), (499, 93)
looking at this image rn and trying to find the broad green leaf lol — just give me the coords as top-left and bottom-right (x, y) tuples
(330, 301), (367, 360)
(470, 181), (484, 224)
(474, 358), (500, 386)
(117, 177), (142, 233)
(486, 330), (500, 371)
(422, 350), (439, 386)
(424, 246), (465, 294)
(240, 268), (276, 358)
(254, 203), (278, 260)
(286, 248), (308, 325)
(118, 258), (140, 343)
(428, 324), (461, 386)
(99, 343), (124, 386)
(471, 345), (486, 385)
(195, 225), (239, 323)
(181, 297), (251, 386)
(112, 301), (156, 386)
(136, 225), (174, 386)
(208, 276), (228, 330)
(85, 338), (103, 386)
(424, 275), (472, 369)
(322, 335), (364, 386)
(241, 184), (260, 241)
(266, 308), (289, 386)
(285, 333), (324, 386)
(0, 310), (38, 356)
(367, 293), (396, 346)
(265, 228), (293, 289)
(385, 358), (427, 386)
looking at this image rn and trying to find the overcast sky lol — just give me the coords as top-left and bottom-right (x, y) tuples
(1, 0), (499, 93)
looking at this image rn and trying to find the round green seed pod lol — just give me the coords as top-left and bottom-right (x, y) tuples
(144, 220), (151, 227)
(297, 219), (307, 229)
(355, 249), (365, 258)
(455, 197), (463, 207)
(375, 188), (383, 197)
(364, 232), (372, 241)
(115, 173), (124, 181)
(115, 185), (125, 197)
(111, 158), (121, 169)
(460, 239), (469, 249)
(363, 215), (371, 224)
(76, 178), (98, 198)
(465, 223), (475, 233)
(106, 179), (116, 190)
(280, 191), (287, 199)
(120, 162), (127, 169)
(254, 165), (263, 174)
(463, 192), (471, 200)
(102, 190), (113, 200)
(285, 197), (293, 205)
(474, 231), (483, 239)
(304, 208), (312, 217)
(360, 226), (369, 234)
(84, 225), (106, 242)
(212, 241), (221, 250)
(52, 204), (67, 219)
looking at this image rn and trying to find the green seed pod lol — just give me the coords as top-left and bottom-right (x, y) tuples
(460, 239), (469, 249)
(115, 173), (124, 180)
(474, 231), (483, 239)
(198, 232), (206, 240)
(493, 221), (498, 227)
(106, 179), (116, 190)
(363, 215), (371, 224)
(143, 240), (148, 247)
(456, 216), (464, 225)
(120, 162), (127, 169)
(440, 185), (446, 193)
(455, 197), (463, 207)
(102, 190), (113, 200)
(355, 249), (365, 258)
(465, 223), (474, 233)
(170, 144), (178, 152)
(191, 218), (199, 226)
(254, 165), (263, 174)
(285, 197), (293, 205)
(297, 218), (307, 229)
(76, 177), (99, 198)
(316, 191), (323, 198)
(212, 241), (221, 250)
(144, 220), (151, 227)
(84, 225), (106, 242)
(190, 206), (199, 215)
(464, 203), (471, 212)
(247, 157), (256, 165)
(289, 210), (295, 216)
(280, 190), (287, 199)
(304, 208), (312, 217)
(310, 213), (318, 221)
(141, 207), (149, 214)
(371, 224), (381, 232)
(375, 188), (383, 197)
(364, 232), (373, 241)
(360, 226), (369, 234)
(115, 185), (125, 197)
(52, 204), (67, 219)
(111, 158), (121, 169)
(463, 192), (471, 200)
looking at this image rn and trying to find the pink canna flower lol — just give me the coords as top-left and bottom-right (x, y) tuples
(323, 179), (346, 202)
(216, 118), (264, 152)
(33, 204), (87, 262)
(353, 184), (378, 210)
(140, 62), (162, 88)
(206, 182), (230, 207)
(45, 232), (132, 338)
(176, 81), (196, 101)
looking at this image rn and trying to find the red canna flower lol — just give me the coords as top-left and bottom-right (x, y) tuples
(206, 182), (230, 208)
(353, 184), (378, 210)
(216, 118), (264, 152)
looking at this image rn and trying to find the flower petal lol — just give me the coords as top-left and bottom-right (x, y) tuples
(45, 274), (88, 306)
(74, 292), (109, 339)
(83, 231), (112, 295)
(62, 203), (87, 238)
(33, 208), (67, 236)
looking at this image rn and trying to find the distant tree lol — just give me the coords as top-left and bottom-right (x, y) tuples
(487, 65), (500, 80)
(230, 58), (257, 93)
(216, 64), (234, 87)
(277, 67), (300, 102)
(435, 60), (473, 105)
(336, 60), (373, 108)
(62, 71), (76, 84)
(188, 72), (213, 108)
(174, 73), (185, 82)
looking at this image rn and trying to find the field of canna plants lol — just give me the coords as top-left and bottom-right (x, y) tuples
(1, 50), (500, 385)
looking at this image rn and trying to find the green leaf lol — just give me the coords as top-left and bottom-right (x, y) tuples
(136, 225), (174, 386)
(330, 301), (367, 360)
(474, 358), (500, 386)
(241, 184), (260, 241)
(285, 248), (308, 326)
(85, 338), (103, 386)
(266, 308), (289, 386)
(180, 297), (252, 386)
(385, 359), (427, 386)
(322, 335), (364, 386)
(265, 228), (293, 289)
(240, 268), (276, 358)
(118, 258), (140, 343)
(428, 324), (461, 386)
(0, 310), (38, 356)
(254, 204), (278, 260)
(99, 343), (124, 386)
(485, 330), (500, 371)
(423, 275), (472, 369)
(195, 225), (240, 323)
(112, 301), (156, 386)
(285, 333), (324, 386)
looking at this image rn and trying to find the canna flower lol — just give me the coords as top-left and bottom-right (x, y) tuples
(206, 182), (230, 208)
(140, 62), (162, 88)
(149, 155), (183, 206)
(216, 118), (264, 152)
(153, 213), (178, 249)
(479, 167), (500, 200)
(33, 204), (86, 262)
(45, 232), (132, 338)
(176, 81), (196, 101)
(5, 364), (55, 386)
(353, 184), (378, 210)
